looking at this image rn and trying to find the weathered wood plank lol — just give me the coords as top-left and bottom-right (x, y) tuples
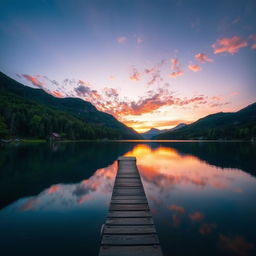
(104, 225), (156, 234)
(111, 199), (147, 204)
(108, 211), (152, 218)
(109, 204), (149, 211)
(99, 245), (163, 256)
(106, 218), (153, 225)
(101, 235), (160, 245)
(111, 195), (147, 200)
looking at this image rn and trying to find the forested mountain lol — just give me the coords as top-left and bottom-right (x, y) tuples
(0, 72), (141, 140)
(155, 103), (256, 140)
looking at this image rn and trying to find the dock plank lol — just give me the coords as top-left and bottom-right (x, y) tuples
(104, 225), (156, 234)
(99, 246), (163, 256)
(106, 218), (153, 225)
(101, 235), (159, 245)
(109, 204), (149, 211)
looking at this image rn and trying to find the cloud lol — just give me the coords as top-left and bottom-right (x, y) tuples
(169, 58), (184, 78)
(74, 85), (91, 96)
(51, 91), (64, 98)
(103, 87), (119, 98)
(219, 234), (254, 255)
(129, 67), (141, 81)
(189, 211), (204, 222)
(74, 84), (102, 102)
(117, 36), (127, 43)
(249, 34), (256, 49)
(195, 53), (213, 63)
(171, 58), (180, 70)
(212, 36), (248, 54)
(169, 71), (184, 78)
(168, 204), (185, 214)
(22, 74), (45, 88)
(188, 64), (201, 72)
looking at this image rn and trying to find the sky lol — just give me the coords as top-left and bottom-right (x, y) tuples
(0, 0), (256, 132)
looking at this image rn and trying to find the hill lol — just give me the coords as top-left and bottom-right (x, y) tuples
(155, 104), (256, 140)
(0, 72), (141, 140)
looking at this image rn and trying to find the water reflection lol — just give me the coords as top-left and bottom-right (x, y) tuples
(125, 144), (256, 256)
(0, 142), (256, 256)
(17, 163), (117, 212)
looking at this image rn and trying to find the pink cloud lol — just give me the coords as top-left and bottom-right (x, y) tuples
(22, 74), (45, 88)
(129, 68), (141, 81)
(188, 64), (201, 72)
(169, 58), (184, 78)
(169, 71), (184, 78)
(249, 34), (256, 49)
(117, 36), (127, 43)
(212, 36), (248, 54)
(195, 53), (213, 63)
(171, 58), (180, 70)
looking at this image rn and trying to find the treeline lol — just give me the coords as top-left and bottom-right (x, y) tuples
(157, 125), (256, 140)
(0, 93), (129, 140)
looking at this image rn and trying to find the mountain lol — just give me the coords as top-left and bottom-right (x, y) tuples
(169, 123), (187, 131)
(141, 123), (187, 139)
(0, 71), (142, 140)
(141, 128), (164, 139)
(155, 103), (256, 140)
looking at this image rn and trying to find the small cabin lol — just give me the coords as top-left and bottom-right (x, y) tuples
(49, 132), (61, 141)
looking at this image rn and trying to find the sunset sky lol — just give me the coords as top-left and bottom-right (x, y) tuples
(1, 0), (256, 132)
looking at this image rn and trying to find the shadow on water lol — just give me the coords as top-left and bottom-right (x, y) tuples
(0, 142), (135, 209)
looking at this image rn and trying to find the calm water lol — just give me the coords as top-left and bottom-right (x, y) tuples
(0, 141), (256, 256)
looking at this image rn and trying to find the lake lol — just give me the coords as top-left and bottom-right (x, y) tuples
(0, 141), (255, 256)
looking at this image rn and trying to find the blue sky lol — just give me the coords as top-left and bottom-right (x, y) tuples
(1, 0), (256, 131)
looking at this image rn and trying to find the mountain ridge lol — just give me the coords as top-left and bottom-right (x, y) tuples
(0, 71), (142, 140)
(155, 103), (256, 140)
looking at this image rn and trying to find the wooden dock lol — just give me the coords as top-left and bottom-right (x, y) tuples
(98, 156), (163, 256)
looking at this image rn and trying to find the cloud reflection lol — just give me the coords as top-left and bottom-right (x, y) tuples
(18, 162), (117, 211)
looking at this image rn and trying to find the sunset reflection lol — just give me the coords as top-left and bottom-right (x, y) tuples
(124, 144), (248, 194)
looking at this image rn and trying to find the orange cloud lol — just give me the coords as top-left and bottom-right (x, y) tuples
(22, 74), (45, 88)
(195, 53), (213, 63)
(51, 91), (64, 98)
(188, 64), (201, 72)
(168, 204), (185, 214)
(169, 70), (184, 78)
(117, 36), (127, 43)
(130, 68), (141, 81)
(219, 234), (254, 255)
(189, 211), (204, 222)
(250, 34), (256, 49)
(212, 36), (248, 54)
